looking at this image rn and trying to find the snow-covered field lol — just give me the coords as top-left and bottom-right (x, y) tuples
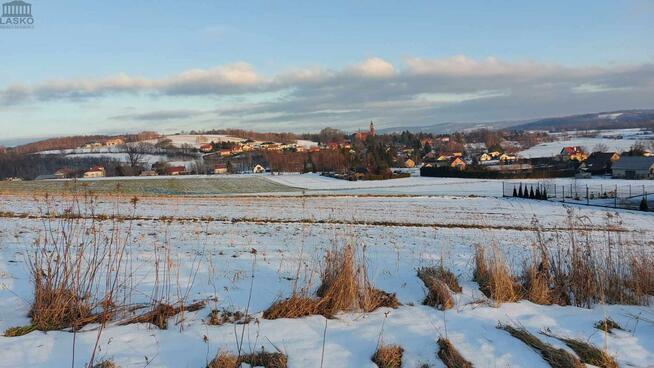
(0, 182), (653, 367)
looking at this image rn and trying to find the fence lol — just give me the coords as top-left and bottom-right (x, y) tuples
(502, 181), (654, 210)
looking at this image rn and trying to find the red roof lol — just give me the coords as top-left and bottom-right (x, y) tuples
(214, 163), (227, 169)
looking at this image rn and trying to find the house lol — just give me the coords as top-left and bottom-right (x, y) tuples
(450, 157), (467, 170)
(560, 146), (587, 161)
(82, 142), (103, 149)
(252, 164), (265, 174)
(404, 159), (416, 168)
(499, 153), (517, 162)
(200, 144), (213, 153)
(104, 138), (124, 147)
(488, 151), (502, 158)
(214, 163), (228, 174)
(54, 168), (74, 179)
(165, 166), (186, 176)
(579, 152), (620, 175)
(83, 166), (105, 178)
(140, 170), (158, 176)
(218, 149), (233, 157)
(612, 156), (654, 179)
(479, 153), (492, 161)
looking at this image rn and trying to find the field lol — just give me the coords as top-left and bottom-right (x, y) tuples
(0, 176), (299, 196)
(0, 174), (653, 367)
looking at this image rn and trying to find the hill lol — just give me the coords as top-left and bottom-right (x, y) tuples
(512, 109), (654, 132)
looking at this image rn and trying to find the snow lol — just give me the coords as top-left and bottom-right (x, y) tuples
(518, 138), (642, 158)
(1, 188), (653, 367)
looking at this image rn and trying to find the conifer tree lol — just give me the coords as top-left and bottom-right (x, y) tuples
(529, 186), (535, 199)
(513, 187), (517, 197)
(640, 197), (649, 211)
(536, 187), (541, 199)
(518, 184), (523, 197)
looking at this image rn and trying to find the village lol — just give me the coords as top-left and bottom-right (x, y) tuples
(8, 123), (651, 183)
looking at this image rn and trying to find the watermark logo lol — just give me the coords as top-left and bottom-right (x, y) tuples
(1, 0), (34, 29)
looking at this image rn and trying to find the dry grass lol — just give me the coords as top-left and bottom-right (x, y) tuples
(437, 338), (473, 368)
(473, 247), (521, 304)
(371, 344), (403, 368)
(208, 349), (288, 368)
(417, 267), (457, 310)
(594, 318), (622, 333)
(93, 360), (118, 368)
(264, 244), (399, 319)
(542, 333), (618, 368)
(3, 324), (37, 337)
(207, 309), (253, 326)
(120, 301), (205, 329)
(498, 324), (584, 368)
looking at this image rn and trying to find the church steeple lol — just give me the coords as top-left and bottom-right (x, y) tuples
(369, 121), (375, 136)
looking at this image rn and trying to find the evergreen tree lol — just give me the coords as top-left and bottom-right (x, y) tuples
(513, 187), (517, 197)
(640, 197), (649, 211)
(542, 187), (548, 200)
(535, 187), (541, 199)
(518, 184), (523, 197)
(529, 186), (535, 199)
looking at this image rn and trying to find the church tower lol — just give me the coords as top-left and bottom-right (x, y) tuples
(369, 121), (376, 136)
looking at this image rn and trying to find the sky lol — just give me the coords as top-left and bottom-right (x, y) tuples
(1, 0), (653, 144)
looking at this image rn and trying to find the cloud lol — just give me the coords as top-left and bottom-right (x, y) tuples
(111, 109), (207, 121)
(2, 56), (654, 130)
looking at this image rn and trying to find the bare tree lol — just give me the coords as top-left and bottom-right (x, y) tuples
(592, 143), (609, 153)
(124, 143), (146, 168)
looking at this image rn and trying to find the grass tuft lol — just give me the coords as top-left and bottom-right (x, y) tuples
(208, 349), (287, 368)
(473, 247), (521, 304)
(542, 333), (618, 368)
(436, 337), (473, 368)
(372, 344), (403, 368)
(207, 309), (253, 326)
(417, 267), (456, 310)
(264, 244), (398, 319)
(93, 360), (118, 368)
(120, 301), (205, 329)
(3, 324), (37, 337)
(498, 324), (584, 368)
(594, 318), (623, 333)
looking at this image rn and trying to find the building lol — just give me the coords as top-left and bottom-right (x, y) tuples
(404, 159), (416, 168)
(612, 156), (654, 179)
(252, 164), (265, 174)
(54, 168), (74, 179)
(104, 138), (125, 147)
(83, 166), (105, 178)
(450, 157), (467, 170)
(165, 166), (186, 176)
(140, 170), (158, 176)
(479, 153), (492, 161)
(560, 146), (587, 161)
(579, 152), (620, 175)
(200, 144), (213, 153)
(353, 121), (376, 141)
(214, 163), (228, 174)
(82, 142), (103, 149)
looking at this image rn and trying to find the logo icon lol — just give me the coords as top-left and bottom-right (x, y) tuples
(1, 0), (34, 29)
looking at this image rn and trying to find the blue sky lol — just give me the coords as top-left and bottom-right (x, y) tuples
(1, 0), (653, 143)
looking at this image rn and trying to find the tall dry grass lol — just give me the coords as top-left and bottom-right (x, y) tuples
(264, 243), (398, 319)
(473, 246), (521, 304)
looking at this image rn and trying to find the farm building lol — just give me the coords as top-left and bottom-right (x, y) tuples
(612, 156), (654, 179)
(83, 166), (106, 178)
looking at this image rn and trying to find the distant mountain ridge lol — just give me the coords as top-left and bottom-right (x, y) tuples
(378, 109), (654, 134)
(509, 109), (654, 131)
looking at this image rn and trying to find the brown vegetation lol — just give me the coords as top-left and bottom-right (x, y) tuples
(208, 350), (288, 368)
(594, 318), (622, 333)
(541, 332), (618, 368)
(437, 338), (473, 368)
(264, 244), (399, 319)
(207, 309), (253, 326)
(417, 266), (460, 310)
(372, 344), (403, 368)
(120, 301), (205, 329)
(498, 324), (584, 368)
(473, 247), (521, 304)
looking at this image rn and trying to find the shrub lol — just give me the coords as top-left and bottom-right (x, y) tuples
(417, 266), (461, 310)
(208, 349), (287, 368)
(473, 246), (521, 303)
